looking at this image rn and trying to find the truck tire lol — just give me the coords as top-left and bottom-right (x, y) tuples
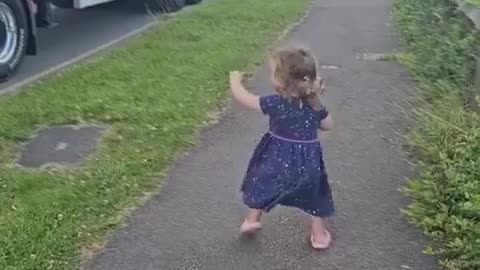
(50, 0), (73, 9)
(0, 0), (29, 81)
(144, 0), (185, 14)
(185, 0), (201, 5)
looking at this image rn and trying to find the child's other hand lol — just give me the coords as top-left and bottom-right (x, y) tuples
(316, 77), (326, 95)
(230, 71), (244, 86)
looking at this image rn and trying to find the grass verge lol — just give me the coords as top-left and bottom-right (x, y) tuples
(393, 0), (480, 269)
(0, 0), (310, 269)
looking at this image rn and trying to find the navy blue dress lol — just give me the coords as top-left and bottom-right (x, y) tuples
(241, 94), (334, 217)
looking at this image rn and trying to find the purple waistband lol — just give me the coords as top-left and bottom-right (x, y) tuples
(269, 132), (318, 143)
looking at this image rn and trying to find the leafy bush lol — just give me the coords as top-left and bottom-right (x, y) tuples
(403, 81), (480, 270)
(393, 0), (480, 269)
(466, 0), (480, 8)
(394, 0), (478, 87)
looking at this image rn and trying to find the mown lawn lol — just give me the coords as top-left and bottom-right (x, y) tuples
(0, 0), (310, 269)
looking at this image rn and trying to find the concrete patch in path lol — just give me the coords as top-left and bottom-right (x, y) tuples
(357, 52), (395, 61)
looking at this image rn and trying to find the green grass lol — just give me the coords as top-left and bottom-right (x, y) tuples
(0, 0), (310, 269)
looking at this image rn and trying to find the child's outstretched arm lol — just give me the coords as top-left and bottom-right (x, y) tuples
(230, 71), (262, 112)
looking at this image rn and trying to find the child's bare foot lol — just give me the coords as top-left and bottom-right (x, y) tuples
(310, 229), (331, 249)
(240, 220), (262, 233)
(240, 208), (263, 234)
(310, 216), (332, 250)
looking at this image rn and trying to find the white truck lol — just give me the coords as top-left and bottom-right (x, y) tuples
(0, 0), (201, 81)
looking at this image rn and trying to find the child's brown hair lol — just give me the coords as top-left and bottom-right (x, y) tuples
(271, 47), (324, 111)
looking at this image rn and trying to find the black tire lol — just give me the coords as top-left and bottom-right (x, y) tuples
(50, 0), (74, 9)
(144, 0), (185, 14)
(0, 0), (29, 82)
(185, 0), (201, 5)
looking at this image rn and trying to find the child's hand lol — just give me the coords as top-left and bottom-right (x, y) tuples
(316, 77), (326, 95)
(229, 70), (262, 112)
(230, 71), (244, 86)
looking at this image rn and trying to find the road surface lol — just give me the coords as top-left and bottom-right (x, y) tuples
(0, 0), (155, 94)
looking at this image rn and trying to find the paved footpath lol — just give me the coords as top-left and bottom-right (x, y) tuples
(89, 0), (439, 269)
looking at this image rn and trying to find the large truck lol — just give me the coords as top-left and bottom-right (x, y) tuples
(0, 0), (200, 81)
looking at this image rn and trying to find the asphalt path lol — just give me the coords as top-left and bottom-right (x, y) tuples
(0, 0), (156, 94)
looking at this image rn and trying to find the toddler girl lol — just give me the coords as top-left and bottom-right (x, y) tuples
(229, 47), (335, 249)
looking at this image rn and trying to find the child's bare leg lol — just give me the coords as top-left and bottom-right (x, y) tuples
(246, 208), (262, 223)
(240, 208), (263, 233)
(310, 216), (332, 249)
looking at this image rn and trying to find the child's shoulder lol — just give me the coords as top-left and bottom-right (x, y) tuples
(259, 94), (285, 115)
(260, 94), (284, 104)
(261, 93), (282, 99)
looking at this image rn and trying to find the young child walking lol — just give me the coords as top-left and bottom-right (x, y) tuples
(229, 47), (335, 250)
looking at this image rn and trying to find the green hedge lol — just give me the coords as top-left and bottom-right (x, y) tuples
(394, 0), (478, 87)
(393, 0), (480, 269)
(466, 0), (480, 8)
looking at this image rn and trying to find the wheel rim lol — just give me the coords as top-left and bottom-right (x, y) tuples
(0, 2), (18, 64)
